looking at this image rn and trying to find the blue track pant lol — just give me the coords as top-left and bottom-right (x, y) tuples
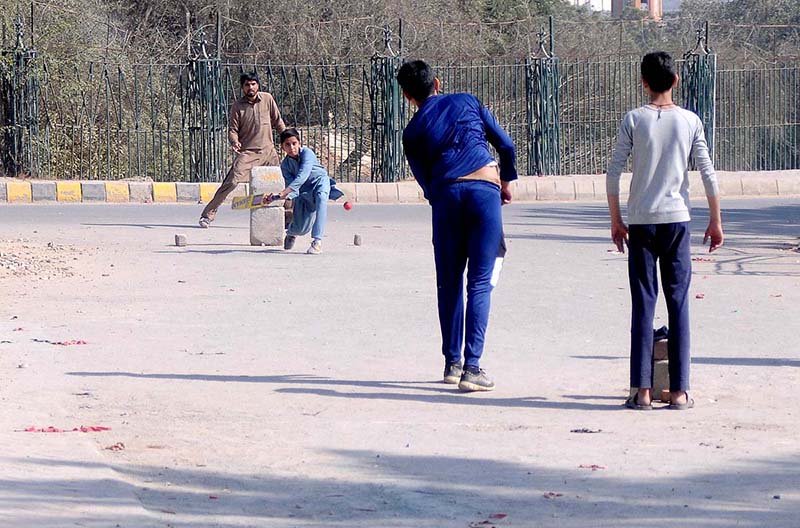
(431, 181), (504, 369)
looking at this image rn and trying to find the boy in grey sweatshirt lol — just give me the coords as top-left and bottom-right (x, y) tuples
(606, 51), (724, 411)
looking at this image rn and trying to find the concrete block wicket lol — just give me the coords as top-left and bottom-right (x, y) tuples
(250, 167), (285, 247)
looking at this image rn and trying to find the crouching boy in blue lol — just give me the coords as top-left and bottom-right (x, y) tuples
(397, 60), (517, 392)
(271, 128), (343, 254)
(606, 51), (724, 410)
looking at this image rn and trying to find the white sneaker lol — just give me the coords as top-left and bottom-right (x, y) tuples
(306, 239), (322, 255)
(199, 217), (211, 228)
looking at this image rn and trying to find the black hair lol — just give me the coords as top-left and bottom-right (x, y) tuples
(279, 128), (302, 145)
(239, 71), (260, 87)
(396, 60), (436, 103)
(641, 52), (676, 93)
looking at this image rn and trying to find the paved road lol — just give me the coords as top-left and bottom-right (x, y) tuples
(0, 198), (798, 527)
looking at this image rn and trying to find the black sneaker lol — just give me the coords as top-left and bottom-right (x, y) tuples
(284, 235), (296, 250)
(458, 368), (495, 392)
(443, 362), (463, 384)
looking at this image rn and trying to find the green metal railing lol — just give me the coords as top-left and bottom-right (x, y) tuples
(1, 20), (798, 182)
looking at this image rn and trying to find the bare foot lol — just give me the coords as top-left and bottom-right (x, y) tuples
(670, 391), (688, 406)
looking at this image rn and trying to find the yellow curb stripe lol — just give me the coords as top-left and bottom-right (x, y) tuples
(7, 182), (32, 202)
(56, 181), (82, 202)
(105, 182), (130, 202)
(200, 183), (219, 204)
(152, 182), (177, 202)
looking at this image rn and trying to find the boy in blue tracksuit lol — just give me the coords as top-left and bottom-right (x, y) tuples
(272, 128), (344, 254)
(398, 60), (517, 392)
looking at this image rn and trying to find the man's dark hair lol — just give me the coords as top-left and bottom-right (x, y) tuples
(641, 52), (676, 93)
(240, 71), (260, 87)
(279, 128), (302, 144)
(397, 60), (436, 103)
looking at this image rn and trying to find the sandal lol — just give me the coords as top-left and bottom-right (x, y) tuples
(625, 393), (653, 411)
(668, 393), (695, 410)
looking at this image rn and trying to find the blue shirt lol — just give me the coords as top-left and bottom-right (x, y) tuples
(402, 93), (517, 200)
(281, 147), (343, 201)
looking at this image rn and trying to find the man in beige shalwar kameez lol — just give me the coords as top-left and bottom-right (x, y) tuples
(199, 72), (286, 227)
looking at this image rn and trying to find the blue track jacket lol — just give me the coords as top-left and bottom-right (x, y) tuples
(402, 93), (517, 200)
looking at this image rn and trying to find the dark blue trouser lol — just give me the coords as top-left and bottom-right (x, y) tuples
(431, 181), (503, 369)
(628, 222), (692, 391)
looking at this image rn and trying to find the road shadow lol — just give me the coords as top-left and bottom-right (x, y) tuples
(1, 451), (797, 527)
(572, 355), (800, 368)
(82, 222), (245, 230)
(65, 371), (617, 411)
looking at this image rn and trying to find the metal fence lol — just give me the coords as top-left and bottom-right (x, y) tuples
(2, 47), (799, 182)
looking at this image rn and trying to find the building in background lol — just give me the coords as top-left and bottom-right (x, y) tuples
(569, 0), (674, 20)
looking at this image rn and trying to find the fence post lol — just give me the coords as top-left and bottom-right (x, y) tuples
(180, 30), (227, 182)
(369, 24), (404, 183)
(0, 14), (40, 177)
(525, 16), (561, 176)
(681, 21), (716, 159)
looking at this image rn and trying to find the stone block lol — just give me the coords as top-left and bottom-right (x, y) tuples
(129, 182), (153, 203)
(251, 165), (284, 183)
(336, 182), (356, 202)
(7, 181), (31, 202)
(80, 181), (106, 202)
(175, 234), (187, 247)
(105, 182), (130, 202)
(376, 183), (399, 203)
(250, 206), (285, 246)
(250, 166), (285, 247)
(355, 183), (378, 203)
(776, 174), (800, 196)
(397, 182), (421, 203)
(574, 177), (594, 201)
(653, 339), (668, 361)
(653, 359), (670, 397)
(200, 183), (220, 203)
(31, 181), (56, 201)
(536, 178), (556, 201)
(716, 171), (742, 197)
(592, 176), (607, 201)
(176, 183), (200, 202)
(741, 175), (778, 196)
(0, 182), (6, 201)
(57, 181), (82, 202)
(554, 177), (576, 201)
(152, 182), (177, 202)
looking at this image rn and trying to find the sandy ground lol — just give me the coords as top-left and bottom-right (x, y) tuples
(0, 199), (798, 528)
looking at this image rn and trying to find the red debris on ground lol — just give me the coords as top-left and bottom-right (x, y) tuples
(105, 442), (125, 451)
(22, 425), (111, 433)
(579, 464), (607, 471)
(32, 338), (88, 346)
(695, 293), (705, 299)
(489, 513), (508, 519)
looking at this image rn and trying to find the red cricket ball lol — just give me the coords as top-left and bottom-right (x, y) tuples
(343, 201), (353, 211)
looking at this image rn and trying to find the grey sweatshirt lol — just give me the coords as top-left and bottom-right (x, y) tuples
(606, 105), (719, 225)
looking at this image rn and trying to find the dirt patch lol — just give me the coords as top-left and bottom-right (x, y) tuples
(0, 239), (88, 280)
